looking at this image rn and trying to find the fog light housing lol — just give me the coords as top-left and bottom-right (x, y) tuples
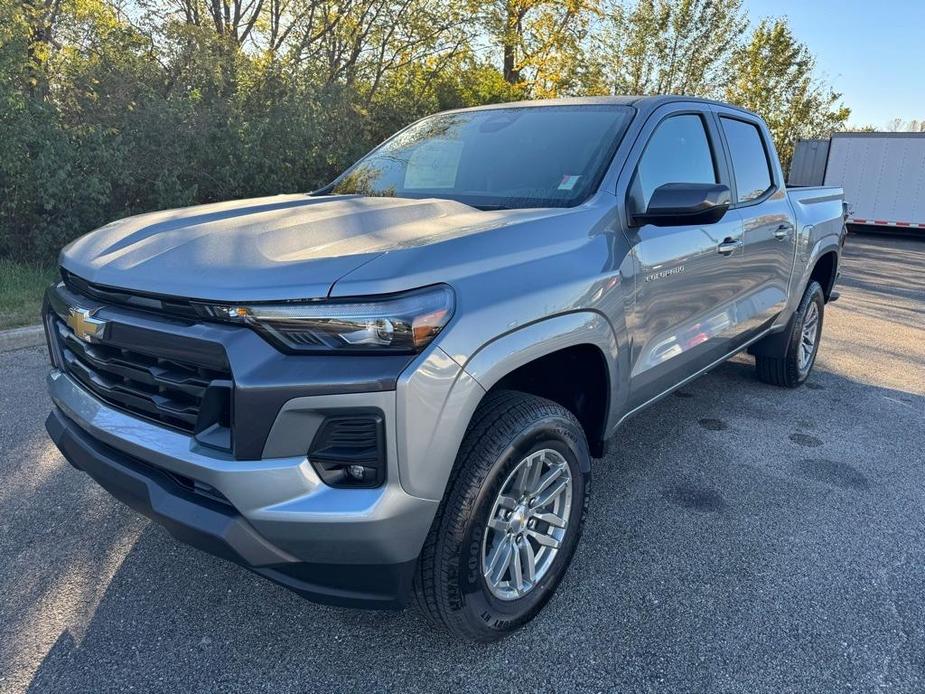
(308, 414), (386, 488)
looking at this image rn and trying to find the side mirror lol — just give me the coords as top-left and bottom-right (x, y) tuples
(632, 183), (732, 227)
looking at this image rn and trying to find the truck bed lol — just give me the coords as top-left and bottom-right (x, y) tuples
(787, 186), (845, 235)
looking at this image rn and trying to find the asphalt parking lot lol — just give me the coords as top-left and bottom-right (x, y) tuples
(1, 233), (923, 693)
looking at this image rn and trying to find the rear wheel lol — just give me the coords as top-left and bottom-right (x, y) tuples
(413, 390), (590, 642)
(755, 280), (825, 388)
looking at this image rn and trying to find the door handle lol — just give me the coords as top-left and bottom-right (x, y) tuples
(774, 223), (793, 240)
(718, 237), (743, 255)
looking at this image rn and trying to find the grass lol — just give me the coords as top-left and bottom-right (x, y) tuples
(0, 260), (57, 330)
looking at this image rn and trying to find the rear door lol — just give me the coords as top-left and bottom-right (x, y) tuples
(622, 105), (744, 410)
(715, 110), (796, 338)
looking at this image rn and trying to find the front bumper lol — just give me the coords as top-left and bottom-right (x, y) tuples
(47, 369), (438, 609)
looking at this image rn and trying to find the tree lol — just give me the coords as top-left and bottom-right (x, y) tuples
(480, 0), (599, 96)
(724, 18), (849, 170)
(0, 0), (859, 262)
(597, 0), (746, 96)
(885, 118), (925, 132)
(19, 0), (64, 99)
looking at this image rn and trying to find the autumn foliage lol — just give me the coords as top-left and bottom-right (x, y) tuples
(1, 0), (849, 261)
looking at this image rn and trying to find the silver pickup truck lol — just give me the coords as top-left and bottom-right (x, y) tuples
(43, 96), (846, 642)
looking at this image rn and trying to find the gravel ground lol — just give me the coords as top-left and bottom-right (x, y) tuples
(1, 233), (923, 693)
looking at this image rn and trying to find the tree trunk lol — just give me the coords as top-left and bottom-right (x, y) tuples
(502, 1), (521, 84)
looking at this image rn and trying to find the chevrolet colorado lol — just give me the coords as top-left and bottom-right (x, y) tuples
(44, 96), (846, 642)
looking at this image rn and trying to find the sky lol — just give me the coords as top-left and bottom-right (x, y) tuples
(744, 0), (925, 128)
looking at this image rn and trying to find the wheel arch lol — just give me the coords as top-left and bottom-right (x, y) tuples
(750, 244), (836, 359)
(799, 235), (841, 302)
(396, 312), (619, 501)
(809, 249), (839, 301)
(460, 312), (619, 459)
(486, 345), (610, 458)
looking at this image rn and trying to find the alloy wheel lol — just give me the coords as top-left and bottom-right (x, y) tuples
(481, 448), (573, 601)
(799, 301), (821, 372)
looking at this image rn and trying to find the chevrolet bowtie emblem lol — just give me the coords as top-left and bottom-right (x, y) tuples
(66, 306), (107, 343)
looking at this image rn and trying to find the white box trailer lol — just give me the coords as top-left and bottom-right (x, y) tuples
(822, 132), (925, 231)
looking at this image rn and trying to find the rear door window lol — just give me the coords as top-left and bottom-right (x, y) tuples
(720, 117), (774, 203)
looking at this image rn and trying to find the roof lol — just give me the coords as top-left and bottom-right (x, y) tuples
(443, 94), (758, 118)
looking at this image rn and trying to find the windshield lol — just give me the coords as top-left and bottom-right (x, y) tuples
(329, 105), (634, 209)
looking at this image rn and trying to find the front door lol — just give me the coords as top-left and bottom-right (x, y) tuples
(624, 110), (744, 410)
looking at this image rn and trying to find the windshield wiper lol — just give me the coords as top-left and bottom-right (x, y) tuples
(471, 203), (512, 211)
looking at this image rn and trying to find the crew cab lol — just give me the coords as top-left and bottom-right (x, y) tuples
(43, 96), (846, 642)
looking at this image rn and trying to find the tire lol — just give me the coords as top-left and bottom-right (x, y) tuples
(413, 390), (590, 642)
(755, 280), (825, 388)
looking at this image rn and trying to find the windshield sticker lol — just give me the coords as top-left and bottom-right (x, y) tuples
(404, 139), (464, 189)
(558, 174), (581, 191)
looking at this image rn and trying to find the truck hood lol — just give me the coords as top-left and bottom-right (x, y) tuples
(60, 194), (534, 301)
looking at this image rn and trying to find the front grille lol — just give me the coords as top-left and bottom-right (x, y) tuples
(52, 316), (231, 435)
(48, 280), (234, 444)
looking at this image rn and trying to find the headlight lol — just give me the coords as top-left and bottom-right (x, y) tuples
(199, 285), (454, 354)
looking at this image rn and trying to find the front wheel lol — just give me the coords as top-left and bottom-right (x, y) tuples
(755, 280), (825, 388)
(413, 390), (590, 642)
